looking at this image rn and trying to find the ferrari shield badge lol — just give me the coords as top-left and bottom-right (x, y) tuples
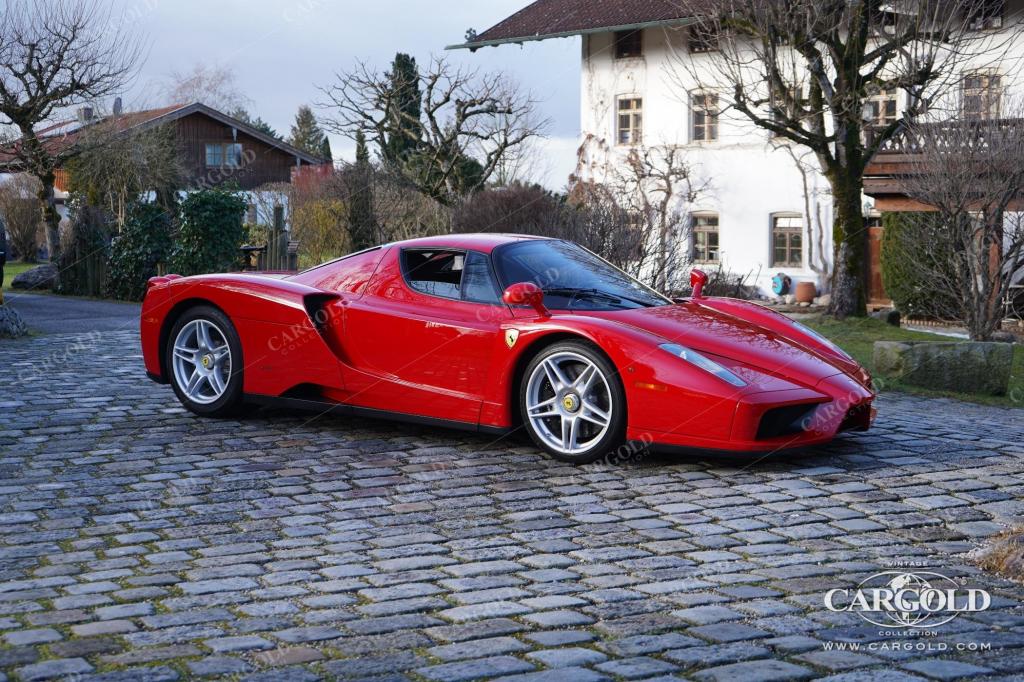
(505, 329), (520, 348)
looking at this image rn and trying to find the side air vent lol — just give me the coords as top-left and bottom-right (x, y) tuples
(756, 403), (819, 440)
(303, 294), (338, 332)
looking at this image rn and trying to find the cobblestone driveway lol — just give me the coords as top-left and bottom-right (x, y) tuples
(3, 329), (1024, 682)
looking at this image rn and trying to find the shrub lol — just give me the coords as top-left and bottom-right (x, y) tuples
(453, 183), (563, 235)
(291, 198), (349, 269)
(170, 188), (247, 276)
(104, 203), (173, 301)
(0, 174), (43, 262)
(56, 203), (110, 297)
(880, 212), (960, 319)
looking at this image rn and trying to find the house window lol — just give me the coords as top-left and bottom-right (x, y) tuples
(205, 143), (223, 167)
(963, 73), (1002, 119)
(689, 24), (718, 53)
(691, 92), (718, 142)
(692, 214), (720, 263)
(769, 86), (806, 137)
(968, 0), (1004, 29)
(772, 215), (803, 267)
(617, 97), (643, 145)
(614, 30), (643, 59)
(225, 143), (244, 167)
(865, 89), (898, 128)
(205, 142), (245, 168)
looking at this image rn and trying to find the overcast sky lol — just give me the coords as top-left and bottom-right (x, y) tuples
(113, 0), (582, 189)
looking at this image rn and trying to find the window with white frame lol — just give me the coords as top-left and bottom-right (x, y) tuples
(865, 89), (898, 128)
(689, 24), (718, 53)
(691, 92), (718, 142)
(614, 30), (643, 59)
(769, 86), (806, 138)
(967, 0), (1004, 29)
(963, 73), (1002, 120)
(771, 215), (803, 267)
(692, 214), (720, 263)
(617, 97), (643, 145)
(205, 142), (245, 168)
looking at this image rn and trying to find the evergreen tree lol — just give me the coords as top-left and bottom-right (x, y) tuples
(347, 131), (377, 251)
(288, 105), (330, 159)
(383, 53), (422, 166)
(319, 137), (333, 163)
(229, 107), (281, 140)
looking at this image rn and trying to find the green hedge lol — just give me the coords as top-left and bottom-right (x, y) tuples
(170, 188), (247, 276)
(104, 203), (173, 301)
(880, 211), (959, 319)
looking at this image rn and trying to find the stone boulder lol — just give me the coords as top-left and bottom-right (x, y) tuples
(0, 304), (28, 338)
(874, 340), (1013, 395)
(11, 263), (58, 291)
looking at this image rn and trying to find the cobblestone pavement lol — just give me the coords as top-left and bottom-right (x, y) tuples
(3, 329), (1024, 682)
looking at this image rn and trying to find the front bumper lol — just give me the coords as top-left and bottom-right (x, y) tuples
(628, 372), (875, 453)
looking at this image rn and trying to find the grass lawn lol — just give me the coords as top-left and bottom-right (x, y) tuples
(1, 262), (38, 293)
(804, 315), (1024, 408)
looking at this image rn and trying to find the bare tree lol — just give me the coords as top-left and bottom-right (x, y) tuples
(373, 170), (452, 241)
(669, 0), (1017, 317)
(888, 113), (1024, 340)
(318, 56), (547, 205)
(782, 145), (832, 292)
(66, 120), (184, 228)
(165, 63), (249, 112)
(0, 174), (42, 261)
(0, 0), (143, 263)
(572, 135), (706, 292)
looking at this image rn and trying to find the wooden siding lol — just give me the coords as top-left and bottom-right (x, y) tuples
(175, 113), (312, 190)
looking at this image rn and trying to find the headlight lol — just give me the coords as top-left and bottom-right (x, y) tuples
(659, 343), (747, 387)
(790, 321), (853, 361)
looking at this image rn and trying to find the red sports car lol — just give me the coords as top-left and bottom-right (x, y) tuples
(140, 234), (874, 463)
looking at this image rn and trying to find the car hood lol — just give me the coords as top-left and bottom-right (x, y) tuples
(588, 302), (849, 388)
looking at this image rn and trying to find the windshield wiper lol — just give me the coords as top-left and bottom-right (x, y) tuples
(542, 287), (650, 307)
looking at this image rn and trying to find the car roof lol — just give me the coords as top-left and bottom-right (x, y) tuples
(394, 233), (550, 254)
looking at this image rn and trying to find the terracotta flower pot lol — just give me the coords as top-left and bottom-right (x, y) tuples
(794, 281), (817, 304)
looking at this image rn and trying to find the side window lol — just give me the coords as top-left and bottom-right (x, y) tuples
(461, 251), (501, 304)
(402, 249), (465, 299)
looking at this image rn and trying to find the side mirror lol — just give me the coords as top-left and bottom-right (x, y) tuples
(690, 269), (708, 300)
(502, 282), (549, 317)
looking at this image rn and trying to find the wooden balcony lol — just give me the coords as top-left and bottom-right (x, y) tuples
(864, 118), (1024, 211)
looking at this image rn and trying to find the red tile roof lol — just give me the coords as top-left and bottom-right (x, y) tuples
(450, 0), (695, 49)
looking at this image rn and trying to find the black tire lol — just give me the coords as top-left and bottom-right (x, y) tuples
(165, 305), (244, 417)
(520, 340), (627, 464)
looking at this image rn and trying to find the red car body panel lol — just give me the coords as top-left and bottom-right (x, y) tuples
(141, 235), (874, 452)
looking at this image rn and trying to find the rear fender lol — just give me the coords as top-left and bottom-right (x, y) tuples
(142, 274), (345, 395)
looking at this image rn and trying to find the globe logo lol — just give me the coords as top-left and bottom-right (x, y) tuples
(883, 572), (934, 627)
(823, 570), (992, 629)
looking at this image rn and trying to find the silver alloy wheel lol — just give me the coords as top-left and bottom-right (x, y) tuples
(171, 319), (232, 405)
(525, 350), (613, 455)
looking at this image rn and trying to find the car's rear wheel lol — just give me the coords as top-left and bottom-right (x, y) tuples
(521, 341), (626, 464)
(166, 306), (243, 417)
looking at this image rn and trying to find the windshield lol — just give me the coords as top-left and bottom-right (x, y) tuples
(493, 240), (671, 310)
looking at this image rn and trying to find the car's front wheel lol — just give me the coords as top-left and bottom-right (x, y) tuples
(166, 306), (243, 417)
(521, 341), (626, 464)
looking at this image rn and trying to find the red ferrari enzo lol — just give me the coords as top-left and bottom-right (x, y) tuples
(141, 234), (874, 463)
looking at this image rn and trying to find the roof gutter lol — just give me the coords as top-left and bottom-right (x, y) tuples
(445, 17), (696, 51)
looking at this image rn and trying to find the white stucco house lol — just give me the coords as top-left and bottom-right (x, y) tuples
(451, 0), (1023, 303)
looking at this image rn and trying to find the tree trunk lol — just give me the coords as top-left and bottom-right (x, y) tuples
(39, 172), (62, 265)
(827, 170), (868, 318)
